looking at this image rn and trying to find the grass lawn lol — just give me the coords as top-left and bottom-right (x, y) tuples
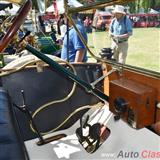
(87, 28), (160, 72)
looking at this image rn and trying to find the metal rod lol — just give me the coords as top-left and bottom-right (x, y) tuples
(13, 102), (45, 144)
(67, 14), (104, 62)
(68, 0), (135, 14)
(91, 68), (117, 87)
(66, 19), (69, 62)
(64, 0), (70, 62)
(25, 44), (109, 102)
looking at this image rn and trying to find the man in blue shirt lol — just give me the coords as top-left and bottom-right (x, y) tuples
(109, 5), (133, 64)
(61, 13), (88, 62)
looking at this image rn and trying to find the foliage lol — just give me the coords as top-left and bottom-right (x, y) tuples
(127, 0), (160, 13)
(32, 0), (38, 10)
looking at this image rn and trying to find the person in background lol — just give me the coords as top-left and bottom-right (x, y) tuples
(84, 16), (92, 33)
(57, 14), (67, 40)
(38, 15), (45, 33)
(18, 27), (24, 39)
(109, 5), (133, 64)
(59, 19), (67, 40)
(50, 23), (58, 43)
(61, 13), (88, 62)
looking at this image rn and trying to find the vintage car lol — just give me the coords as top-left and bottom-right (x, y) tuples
(0, 0), (159, 160)
(96, 12), (112, 30)
(129, 13), (160, 28)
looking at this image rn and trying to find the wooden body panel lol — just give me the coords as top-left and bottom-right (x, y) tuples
(103, 64), (160, 134)
(109, 78), (156, 129)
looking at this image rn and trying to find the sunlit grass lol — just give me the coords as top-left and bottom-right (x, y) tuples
(87, 28), (160, 72)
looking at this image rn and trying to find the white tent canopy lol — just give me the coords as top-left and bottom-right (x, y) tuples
(37, 0), (46, 14)
(149, 8), (159, 14)
(46, 0), (83, 13)
(0, 10), (6, 15)
(6, 3), (19, 14)
(0, 1), (19, 15)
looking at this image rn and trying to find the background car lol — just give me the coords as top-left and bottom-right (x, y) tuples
(96, 12), (112, 31)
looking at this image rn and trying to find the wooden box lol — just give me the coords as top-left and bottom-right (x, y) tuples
(109, 78), (156, 129)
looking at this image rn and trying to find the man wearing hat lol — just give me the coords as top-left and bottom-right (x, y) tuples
(109, 5), (133, 64)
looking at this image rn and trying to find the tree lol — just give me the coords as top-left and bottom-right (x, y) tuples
(128, 0), (160, 13)
(32, 0), (38, 10)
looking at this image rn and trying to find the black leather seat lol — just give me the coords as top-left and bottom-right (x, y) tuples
(1, 64), (102, 141)
(0, 88), (28, 160)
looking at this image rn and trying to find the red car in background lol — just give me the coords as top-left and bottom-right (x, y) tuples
(129, 13), (160, 27)
(95, 12), (160, 30)
(95, 12), (112, 31)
